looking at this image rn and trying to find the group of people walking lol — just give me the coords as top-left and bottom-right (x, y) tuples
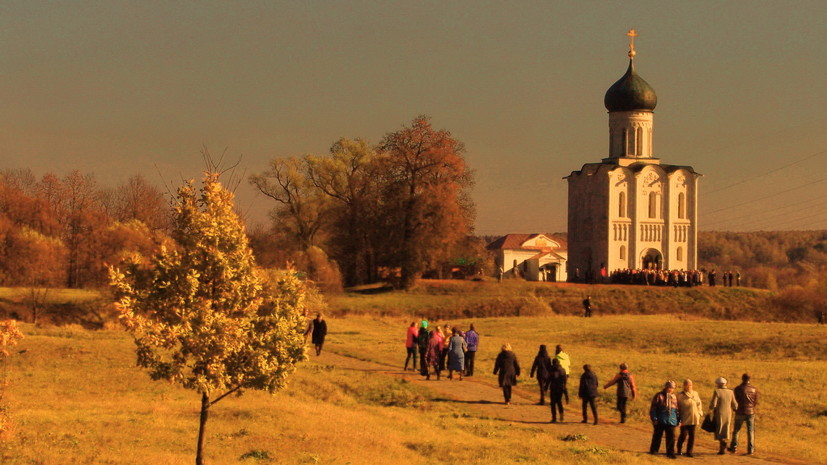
(405, 320), (479, 381)
(649, 374), (759, 458)
(407, 329), (760, 459)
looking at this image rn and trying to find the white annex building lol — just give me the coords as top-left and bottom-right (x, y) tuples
(486, 234), (568, 282)
(565, 30), (701, 281)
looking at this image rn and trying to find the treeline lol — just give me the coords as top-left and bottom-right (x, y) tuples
(247, 116), (479, 290)
(0, 169), (171, 289)
(698, 230), (827, 290)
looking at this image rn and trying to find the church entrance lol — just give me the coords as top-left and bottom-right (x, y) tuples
(640, 249), (663, 270)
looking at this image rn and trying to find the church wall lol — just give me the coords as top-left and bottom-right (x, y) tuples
(634, 165), (666, 269)
(608, 167), (632, 272)
(566, 165), (610, 281)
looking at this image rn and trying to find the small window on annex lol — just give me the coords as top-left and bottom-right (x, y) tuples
(620, 245), (626, 260)
(677, 246), (683, 261)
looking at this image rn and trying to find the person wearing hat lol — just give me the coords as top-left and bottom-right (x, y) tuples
(604, 362), (638, 423)
(649, 380), (680, 458)
(416, 320), (430, 377)
(709, 376), (738, 455)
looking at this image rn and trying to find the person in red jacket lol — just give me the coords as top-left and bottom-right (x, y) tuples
(404, 321), (418, 371)
(604, 362), (638, 423)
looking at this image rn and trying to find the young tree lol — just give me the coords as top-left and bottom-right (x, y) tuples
(110, 172), (307, 465)
(379, 116), (475, 289)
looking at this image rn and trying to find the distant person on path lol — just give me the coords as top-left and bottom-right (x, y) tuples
(709, 376), (738, 455)
(463, 323), (479, 376)
(735, 271), (741, 286)
(676, 379), (703, 457)
(555, 345), (571, 403)
(549, 358), (567, 423)
(417, 320), (430, 377)
(493, 343), (520, 405)
(404, 321), (418, 371)
(578, 364), (599, 425)
(730, 373), (759, 455)
(818, 311), (825, 325)
(649, 380), (680, 459)
(604, 362), (637, 423)
(709, 269), (717, 286)
(497, 266), (504, 283)
(305, 313), (327, 356)
(529, 344), (552, 405)
(425, 327), (444, 381)
(582, 296), (592, 318)
(446, 328), (466, 380)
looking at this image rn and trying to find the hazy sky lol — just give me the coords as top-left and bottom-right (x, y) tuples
(1, 1), (825, 234)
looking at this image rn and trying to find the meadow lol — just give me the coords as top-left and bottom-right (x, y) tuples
(3, 305), (826, 464)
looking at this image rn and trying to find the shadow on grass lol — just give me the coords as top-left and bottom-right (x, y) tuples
(431, 397), (497, 405)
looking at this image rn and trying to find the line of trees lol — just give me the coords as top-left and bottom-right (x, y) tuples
(249, 115), (479, 289)
(0, 169), (171, 293)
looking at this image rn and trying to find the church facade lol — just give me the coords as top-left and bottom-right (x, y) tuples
(565, 31), (701, 281)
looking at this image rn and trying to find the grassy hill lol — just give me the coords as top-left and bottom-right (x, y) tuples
(329, 279), (791, 322)
(3, 314), (827, 464)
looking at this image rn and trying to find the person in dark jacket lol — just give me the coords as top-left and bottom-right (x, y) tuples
(305, 313), (328, 356)
(417, 320), (430, 377)
(730, 373), (759, 454)
(649, 380), (680, 459)
(493, 343), (520, 405)
(578, 364), (599, 424)
(548, 358), (567, 423)
(529, 345), (552, 405)
(604, 362), (638, 423)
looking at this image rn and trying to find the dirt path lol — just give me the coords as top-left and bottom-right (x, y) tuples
(322, 350), (806, 465)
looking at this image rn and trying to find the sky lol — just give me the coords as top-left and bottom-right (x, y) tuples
(1, 1), (825, 235)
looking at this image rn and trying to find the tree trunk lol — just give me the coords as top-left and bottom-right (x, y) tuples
(195, 392), (210, 465)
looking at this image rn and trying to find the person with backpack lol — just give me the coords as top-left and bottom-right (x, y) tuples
(604, 362), (638, 423)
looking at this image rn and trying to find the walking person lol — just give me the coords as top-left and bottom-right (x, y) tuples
(404, 321), (418, 371)
(604, 362), (637, 423)
(425, 327), (444, 381)
(549, 358), (567, 423)
(676, 379), (703, 457)
(446, 328), (466, 380)
(709, 377), (738, 455)
(493, 343), (520, 405)
(578, 364), (599, 425)
(582, 296), (592, 317)
(463, 323), (479, 376)
(529, 345), (552, 405)
(554, 345), (571, 404)
(730, 373), (759, 455)
(417, 320), (430, 377)
(649, 380), (680, 459)
(305, 313), (327, 356)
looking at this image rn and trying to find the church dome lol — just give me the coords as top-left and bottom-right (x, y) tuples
(604, 59), (657, 112)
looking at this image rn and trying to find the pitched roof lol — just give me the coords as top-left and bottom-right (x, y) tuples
(486, 234), (567, 251)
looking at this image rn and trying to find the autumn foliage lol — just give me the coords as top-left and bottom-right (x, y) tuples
(110, 172), (307, 465)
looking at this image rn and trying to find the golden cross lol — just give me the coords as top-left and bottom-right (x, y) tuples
(626, 28), (638, 57)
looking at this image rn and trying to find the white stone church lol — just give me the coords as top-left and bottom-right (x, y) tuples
(564, 31), (701, 281)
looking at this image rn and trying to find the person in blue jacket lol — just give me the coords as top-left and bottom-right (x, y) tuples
(649, 380), (680, 459)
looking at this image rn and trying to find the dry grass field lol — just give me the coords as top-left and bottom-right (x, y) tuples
(2, 309), (826, 464)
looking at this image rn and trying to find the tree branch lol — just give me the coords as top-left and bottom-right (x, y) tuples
(209, 384), (244, 407)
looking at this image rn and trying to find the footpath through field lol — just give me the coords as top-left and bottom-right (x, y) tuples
(323, 350), (804, 465)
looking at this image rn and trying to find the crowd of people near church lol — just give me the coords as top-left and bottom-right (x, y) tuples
(401, 320), (759, 459)
(608, 268), (741, 287)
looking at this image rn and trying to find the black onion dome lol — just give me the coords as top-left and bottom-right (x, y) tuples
(604, 59), (657, 112)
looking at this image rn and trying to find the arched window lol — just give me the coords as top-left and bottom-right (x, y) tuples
(626, 128), (636, 156)
(677, 246), (683, 261)
(648, 192), (658, 218)
(620, 245), (626, 260)
(636, 127), (643, 156)
(618, 191), (626, 217)
(678, 192), (686, 219)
